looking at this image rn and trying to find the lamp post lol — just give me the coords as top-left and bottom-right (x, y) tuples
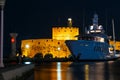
(0, 0), (6, 67)
(68, 18), (72, 27)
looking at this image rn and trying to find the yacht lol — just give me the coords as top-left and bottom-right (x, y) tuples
(65, 14), (118, 61)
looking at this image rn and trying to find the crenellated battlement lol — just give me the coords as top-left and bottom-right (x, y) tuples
(53, 26), (78, 29)
(52, 26), (79, 40)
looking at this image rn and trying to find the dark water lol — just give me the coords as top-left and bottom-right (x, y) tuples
(34, 61), (120, 80)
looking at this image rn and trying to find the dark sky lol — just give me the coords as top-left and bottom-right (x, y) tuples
(3, 0), (120, 56)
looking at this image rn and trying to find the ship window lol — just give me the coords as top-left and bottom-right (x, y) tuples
(85, 44), (88, 46)
(80, 43), (88, 46)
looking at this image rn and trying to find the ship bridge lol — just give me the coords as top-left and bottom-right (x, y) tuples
(87, 13), (105, 34)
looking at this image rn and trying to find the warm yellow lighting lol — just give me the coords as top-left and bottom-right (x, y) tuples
(96, 30), (101, 32)
(90, 30), (101, 33)
(68, 18), (72, 21)
(66, 37), (70, 40)
(90, 30), (95, 32)
(58, 47), (61, 51)
(68, 18), (72, 27)
(85, 64), (89, 80)
(109, 47), (114, 54)
(16, 53), (19, 57)
(25, 44), (30, 49)
(100, 38), (104, 42)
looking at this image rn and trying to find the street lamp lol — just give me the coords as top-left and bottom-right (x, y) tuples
(0, 0), (6, 67)
(68, 18), (72, 27)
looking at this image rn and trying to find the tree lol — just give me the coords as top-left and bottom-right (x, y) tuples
(34, 53), (43, 63)
(44, 53), (53, 60)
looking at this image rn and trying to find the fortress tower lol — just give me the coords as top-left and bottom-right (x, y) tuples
(52, 18), (79, 40)
(52, 27), (79, 40)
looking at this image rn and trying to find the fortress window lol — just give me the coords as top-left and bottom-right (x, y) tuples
(58, 42), (60, 44)
(38, 42), (40, 44)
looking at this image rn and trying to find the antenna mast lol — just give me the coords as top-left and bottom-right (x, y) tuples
(112, 19), (116, 55)
(105, 10), (108, 34)
(83, 10), (85, 34)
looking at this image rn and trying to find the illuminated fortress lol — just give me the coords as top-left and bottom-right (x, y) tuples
(21, 18), (79, 58)
(21, 18), (120, 58)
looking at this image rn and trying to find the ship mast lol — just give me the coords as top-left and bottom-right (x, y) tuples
(112, 19), (116, 55)
(93, 13), (98, 27)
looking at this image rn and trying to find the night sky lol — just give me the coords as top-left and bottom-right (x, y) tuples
(3, 0), (120, 56)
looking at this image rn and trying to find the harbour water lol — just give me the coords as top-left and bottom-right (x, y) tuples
(34, 60), (120, 80)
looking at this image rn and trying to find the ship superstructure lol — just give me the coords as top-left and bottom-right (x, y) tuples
(65, 14), (117, 60)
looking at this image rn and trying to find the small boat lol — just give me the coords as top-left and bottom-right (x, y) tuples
(65, 14), (118, 61)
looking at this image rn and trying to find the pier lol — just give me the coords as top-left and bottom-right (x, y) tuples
(0, 64), (34, 80)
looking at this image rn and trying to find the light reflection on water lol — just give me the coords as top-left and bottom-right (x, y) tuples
(57, 62), (61, 80)
(34, 61), (120, 80)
